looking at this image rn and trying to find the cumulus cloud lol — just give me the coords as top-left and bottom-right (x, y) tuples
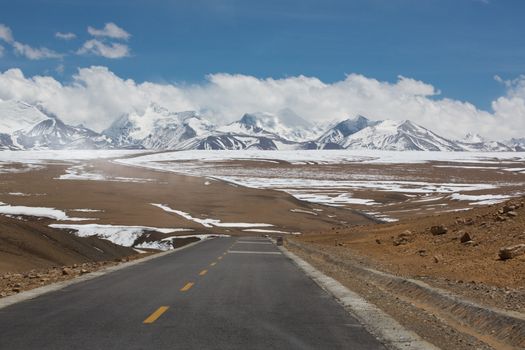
(0, 66), (522, 140)
(0, 23), (62, 60)
(55, 32), (76, 40)
(87, 23), (130, 40)
(77, 39), (130, 59)
(491, 75), (525, 131)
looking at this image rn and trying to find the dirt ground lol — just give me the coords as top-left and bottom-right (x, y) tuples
(1, 152), (524, 348)
(155, 156), (525, 222)
(0, 254), (154, 298)
(0, 215), (135, 273)
(0, 157), (371, 276)
(294, 196), (525, 313)
(0, 160), (370, 235)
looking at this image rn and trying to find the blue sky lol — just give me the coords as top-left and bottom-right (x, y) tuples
(1, 0), (524, 111)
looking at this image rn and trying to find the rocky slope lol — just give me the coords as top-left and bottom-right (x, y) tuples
(315, 115), (379, 149)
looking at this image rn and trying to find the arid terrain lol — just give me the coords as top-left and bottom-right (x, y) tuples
(292, 197), (525, 307)
(0, 150), (524, 349)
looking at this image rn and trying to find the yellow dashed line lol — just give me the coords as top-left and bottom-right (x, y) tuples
(217, 256), (223, 260)
(199, 269), (208, 276)
(210, 262), (217, 266)
(143, 306), (169, 324)
(180, 282), (194, 292)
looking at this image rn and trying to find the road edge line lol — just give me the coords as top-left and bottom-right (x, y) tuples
(279, 246), (440, 350)
(0, 238), (208, 310)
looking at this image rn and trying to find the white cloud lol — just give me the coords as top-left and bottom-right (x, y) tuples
(77, 39), (130, 59)
(0, 24), (14, 43)
(0, 66), (522, 140)
(12, 42), (62, 60)
(55, 32), (76, 40)
(87, 23), (130, 40)
(55, 64), (65, 74)
(0, 23), (62, 60)
(491, 75), (525, 133)
(79, 23), (131, 59)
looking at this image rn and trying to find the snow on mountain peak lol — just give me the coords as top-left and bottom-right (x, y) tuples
(0, 100), (50, 134)
(217, 111), (320, 142)
(0, 99), (521, 152)
(104, 103), (215, 149)
(341, 119), (463, 151)
(462, 132), (485, 143)
(316, 115), (380, 149)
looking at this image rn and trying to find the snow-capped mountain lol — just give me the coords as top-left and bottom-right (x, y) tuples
(0, 99), (522, 152)
(14, 117), (112, 150)
(316, 115), (380, 149)
(462, 133), (485, 144)
(174, 112), (317, 150)
(456, 133), (513, 152)
(205, 113), (298, 150)
(0, 100), (49, 134)
(338, 119), (464, 151)
(217, 111), (322, 143)
(506, 138), (525, 151)
(0, 100), (110, 150)
(103, 103), (215, 149)
(0, 100), (50, 149)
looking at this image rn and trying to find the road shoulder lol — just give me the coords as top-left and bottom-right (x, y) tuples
(279, 245), (439, 350)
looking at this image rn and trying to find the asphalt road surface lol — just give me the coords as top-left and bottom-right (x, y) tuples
(0, 237), (386, 349)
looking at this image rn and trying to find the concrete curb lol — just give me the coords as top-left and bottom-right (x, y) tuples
(287, 240), (525, 349)
(279, 246), (440, 350)
(0, 238), (207, 310)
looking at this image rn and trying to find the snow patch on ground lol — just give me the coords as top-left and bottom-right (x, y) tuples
(366, 211), (399, 223)
(0, 150), (145, 163)
(151, 203), (273, 228)
(290, 192), (378, 206)
(290, 209), (318, 215)
(117, 149), (525, 166)
(450, 193), (511, 206)
(0, 203), (93, 221)
(503, 167), (525, 174)
(70, 208), (103, 213)
(58, 165), (106, 181)
(115, 150), (524, 219)
(58, 164), (154, 183)
(137, 234), (230, 251)
(222, 177), (497, 194)
(48, 223), (192, 247)
(135, 241), (173, 251)
(116, 151), (510, 210)
(412, 196), (444, 203)
(0, 163), (44, 174)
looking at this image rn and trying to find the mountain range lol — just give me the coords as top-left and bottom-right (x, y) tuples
(0, 99), (522, 152)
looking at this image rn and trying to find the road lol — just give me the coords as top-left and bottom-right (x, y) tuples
(0, 237), (386, 349)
